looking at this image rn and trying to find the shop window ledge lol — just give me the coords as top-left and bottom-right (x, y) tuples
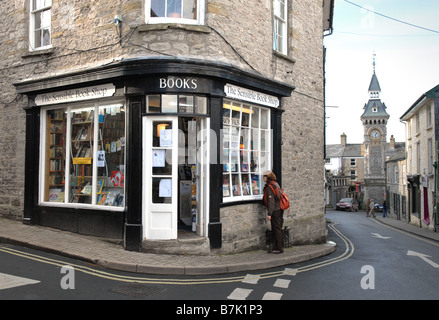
(138, 23), (211, 34)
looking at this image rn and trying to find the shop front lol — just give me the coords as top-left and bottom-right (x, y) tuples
(15, 58), (294, 252)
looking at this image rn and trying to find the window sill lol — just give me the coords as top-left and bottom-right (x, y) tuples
(22, 47), (54, 58)
(39, 201), (125, 212)
(138, 23), (211, 34)
(273, 50), (296, 64)
(221, 197), (263, 208)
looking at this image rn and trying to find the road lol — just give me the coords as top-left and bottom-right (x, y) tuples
(1, 210), (439, 302)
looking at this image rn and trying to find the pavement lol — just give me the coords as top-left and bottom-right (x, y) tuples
(373, 214), (439, 242)
(0, 212), (438, 275)
(0, 217), (336, 275)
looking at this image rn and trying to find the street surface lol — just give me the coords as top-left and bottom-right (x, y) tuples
(1, 210), (439, 302)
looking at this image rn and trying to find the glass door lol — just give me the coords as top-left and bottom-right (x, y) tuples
(143, 116), (178, 239)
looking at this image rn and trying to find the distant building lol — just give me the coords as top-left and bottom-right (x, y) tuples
(385, 135), (407, 220)
(400, 84), (439, 231)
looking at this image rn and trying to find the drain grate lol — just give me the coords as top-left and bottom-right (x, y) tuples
(110, 283), (166, 298)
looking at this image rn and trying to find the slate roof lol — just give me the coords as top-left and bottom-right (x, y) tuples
(326, 142), (406, 161)
(385, 142), (406, 162)
(361, 99), (389, 118)
(400, 83), (439, 121)
(326, 143), (362, 158)
(361, 72), (389, 119)
(368, 73), (381, 92)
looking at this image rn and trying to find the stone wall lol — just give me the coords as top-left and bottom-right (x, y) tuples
(220, 203), (267, 253)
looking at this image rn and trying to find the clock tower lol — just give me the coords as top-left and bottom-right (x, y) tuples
(361, 54), (389, 205)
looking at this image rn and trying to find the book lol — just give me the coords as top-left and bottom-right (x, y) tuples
(48, 189), (63, 202)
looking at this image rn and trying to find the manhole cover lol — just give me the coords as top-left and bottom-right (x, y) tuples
(110, 283), (166, 298)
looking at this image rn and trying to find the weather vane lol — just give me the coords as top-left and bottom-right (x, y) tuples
(373, 51), (376, 74)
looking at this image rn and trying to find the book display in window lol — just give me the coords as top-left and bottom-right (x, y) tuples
(42, 105), (126, 207)
(96, 105), (125, 207)
(45, 109), (66, 202)
(222, 102), (268, 201)
(69, 108), (95, 204)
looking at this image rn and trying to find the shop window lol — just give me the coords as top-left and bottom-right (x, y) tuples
(30, 0), (52, 50)
(41, 103), (126, 209)
(147, 0), (205, 25)
(222, 101), (271, 202)
(146, 94), (208, 114)
(44, 109), (66, 202)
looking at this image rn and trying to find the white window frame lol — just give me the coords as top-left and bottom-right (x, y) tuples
(273, 0), (288, 55)
(145, 0), (205, 25)
(29, 0), (52, 51)
(39, 101), (126, 212)
(222, 100), (272, 203)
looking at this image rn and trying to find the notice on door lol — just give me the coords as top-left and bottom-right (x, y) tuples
(160, 129), (173, 147)
(159, 179), (172, 197)
(152, 149), (166, 167)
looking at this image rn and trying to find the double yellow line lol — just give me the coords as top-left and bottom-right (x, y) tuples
(0, 222), (354, 285)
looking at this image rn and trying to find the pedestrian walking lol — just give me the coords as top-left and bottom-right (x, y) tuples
(263, 170), (284, 254)
(366, 198), (371, 217)
(382, 200), (387, 218)
(369, 200), (375, 217)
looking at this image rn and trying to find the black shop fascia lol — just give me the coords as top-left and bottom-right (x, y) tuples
(14, 57), (294, 251)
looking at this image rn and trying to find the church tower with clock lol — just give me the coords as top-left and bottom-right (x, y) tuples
(361, 55), (390, 205)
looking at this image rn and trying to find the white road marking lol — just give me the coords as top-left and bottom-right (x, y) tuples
(262, 292), (283, 300)
(0, 272), (40, 290)
(407, 250), (439, 268)
(371, 233), (391, 239)
(273, 278), (291, 288)
(282, 268), (298, 276)
(227, 288), (253, 300)
(242, 274), (260, 284)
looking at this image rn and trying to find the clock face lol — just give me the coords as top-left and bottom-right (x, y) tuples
(371, 130), (380, 139)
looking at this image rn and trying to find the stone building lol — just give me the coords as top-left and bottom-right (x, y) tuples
(384, 136), (407, 220)
(400, 84), (439, 231)
(0, 0), (334, 253)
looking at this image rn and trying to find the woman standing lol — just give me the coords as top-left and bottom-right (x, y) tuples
(263, 171), (284, 254)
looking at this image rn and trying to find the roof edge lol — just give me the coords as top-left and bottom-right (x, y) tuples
(400, 83), (439, 121)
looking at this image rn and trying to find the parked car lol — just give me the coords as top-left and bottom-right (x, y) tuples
(374, 203), (383, 212)
(336, 198), (359, 212)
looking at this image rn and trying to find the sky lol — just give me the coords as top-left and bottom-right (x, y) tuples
(324, 0), (439, 145)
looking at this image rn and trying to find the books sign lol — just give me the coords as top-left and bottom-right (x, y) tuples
(224, 84), (279, 108)
(34, 84), (116, 106)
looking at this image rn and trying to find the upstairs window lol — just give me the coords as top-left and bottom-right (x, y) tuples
(146, 0), (205, 25)
(30, 0), (52, 50)
(273, 0), (287, 55)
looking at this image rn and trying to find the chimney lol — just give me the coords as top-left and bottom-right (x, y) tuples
(390, 135), (395, 149)
(341, 133), (347, 146)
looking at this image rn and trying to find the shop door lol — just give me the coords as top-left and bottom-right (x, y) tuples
(143, 116), (178, 239)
